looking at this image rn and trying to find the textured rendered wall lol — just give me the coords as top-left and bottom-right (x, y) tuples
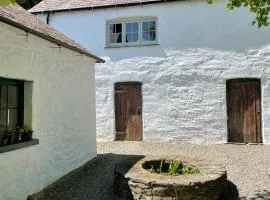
(36, 1), (270, 143)
(0, 22), (96, 200)
(96, 48), (270, 143)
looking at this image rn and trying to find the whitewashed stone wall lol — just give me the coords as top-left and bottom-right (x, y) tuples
(0, 22), (97, 200)
(35, 0), (270, 143)
(96, 47), (270, 143)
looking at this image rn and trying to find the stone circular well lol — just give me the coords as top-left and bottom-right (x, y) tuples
(114, 155), (228, 200)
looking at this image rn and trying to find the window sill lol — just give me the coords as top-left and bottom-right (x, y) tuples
(0, 139), (39, 154)
(104, 43), (160, 49)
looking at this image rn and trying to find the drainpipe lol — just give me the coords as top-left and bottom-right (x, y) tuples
(46, 12), (50, 25)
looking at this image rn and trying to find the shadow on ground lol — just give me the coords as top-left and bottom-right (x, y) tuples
(27, 153), (241, 200)
(27, 154), (144, 200)
(240, 190), (270, 199)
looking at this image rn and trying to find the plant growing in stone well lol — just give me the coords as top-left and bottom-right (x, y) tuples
(148, 159), (200, 176)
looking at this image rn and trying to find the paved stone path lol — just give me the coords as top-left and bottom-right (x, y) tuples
(28, 142), (270, 200)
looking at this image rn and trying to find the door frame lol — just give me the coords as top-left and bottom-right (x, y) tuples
(226, 78), (262, 143)
(113, 81), (143, 141)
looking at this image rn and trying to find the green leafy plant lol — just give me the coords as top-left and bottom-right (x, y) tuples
(159, 159), (164, 174)
(168, 160), (182, 176)
(15, 125), (33, 141)
(0, 0), (16, 6)
(149, 160), (163, 174)
(145, 159), (200, 176)
(207, 0), (270, 28)
(181, 166), (200, 175)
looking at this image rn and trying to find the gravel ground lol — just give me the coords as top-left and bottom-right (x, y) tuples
(98, 141), (270, 199)
(28, 141), (270, 200)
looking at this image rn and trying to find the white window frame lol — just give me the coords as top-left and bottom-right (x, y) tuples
(106, 17), (158, 47)
(107, 22), (123, 47)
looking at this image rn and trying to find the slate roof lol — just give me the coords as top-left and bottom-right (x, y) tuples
(29, 0), (181, 13)
(0, 4), (104, 63)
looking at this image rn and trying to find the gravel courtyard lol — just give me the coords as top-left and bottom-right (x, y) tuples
(28, 141), (270, 200)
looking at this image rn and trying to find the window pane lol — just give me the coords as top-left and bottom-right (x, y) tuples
(7, 109), (17, 131)
(126, 33), (132, 43)
(149, 31), (156, 41)
(8, 85), (18, 108)
(109, 33), (122, 43)
(126, 33), (139, 43)
(108, 23), (122, 44)
(143, 31), (156, 41)
(115, 24), (122, 33)
(148, 21), (156, 32)
(142, 20), (156, 42)
(126, 22), (138, 33)
(125, 22), (139, 43)
(108, 24), (114, 34)
(143, 32), (149, 41)
(0, 109), (6, 131)
(0, 85), (7, 108)
(133, 23), (138, 32)
(133, 32), (138, 42)
(126, 23), (132, 32)
(142, 21), (149, 32)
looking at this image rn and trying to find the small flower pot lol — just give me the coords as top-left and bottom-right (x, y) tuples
(2, 137), (9, 146)
(22, 131), (33, 141)
(17, 133), (23, 142)
(10, 134), (16, 144)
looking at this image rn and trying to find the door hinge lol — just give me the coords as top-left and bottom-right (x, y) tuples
(115, 91), (128, 94)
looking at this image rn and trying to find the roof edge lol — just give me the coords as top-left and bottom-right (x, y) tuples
(30, 0), (184, 14)
(0, 15), (105, 63)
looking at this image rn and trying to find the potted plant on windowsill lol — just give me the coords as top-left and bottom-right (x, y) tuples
(9, 130), (16, 144)
(22, 126), (33, 142)
(16, 126), (33, 142)
(16, 126), (24, 143)
(2, 132), (9, 146)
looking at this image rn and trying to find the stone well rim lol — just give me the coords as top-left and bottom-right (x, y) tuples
(124, 155), (226, 186)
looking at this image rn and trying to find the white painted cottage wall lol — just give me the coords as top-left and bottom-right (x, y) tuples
(36, 1), (270, 143)
(0, 22), (96, 200)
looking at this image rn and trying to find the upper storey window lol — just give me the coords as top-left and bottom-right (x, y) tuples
(106, 17), (158, 47)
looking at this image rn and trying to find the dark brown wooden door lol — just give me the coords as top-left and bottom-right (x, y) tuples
(227, 79), (262, 143)
(114, 82), (142, 141)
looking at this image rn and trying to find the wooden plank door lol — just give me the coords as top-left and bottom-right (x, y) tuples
(227, 79), (262, 143)
(114, 82), (142, 141)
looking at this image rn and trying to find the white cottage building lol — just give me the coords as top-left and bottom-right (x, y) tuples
(31, 0), (270, 144)
(0, 4), (103, 200)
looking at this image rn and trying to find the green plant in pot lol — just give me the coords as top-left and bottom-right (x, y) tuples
(9, 130), (17, 144)
(16, 126), (24, 142)
(1, 131), (17, 145)
(2, 132), (9, 146)
(21, 126), (33, 142)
